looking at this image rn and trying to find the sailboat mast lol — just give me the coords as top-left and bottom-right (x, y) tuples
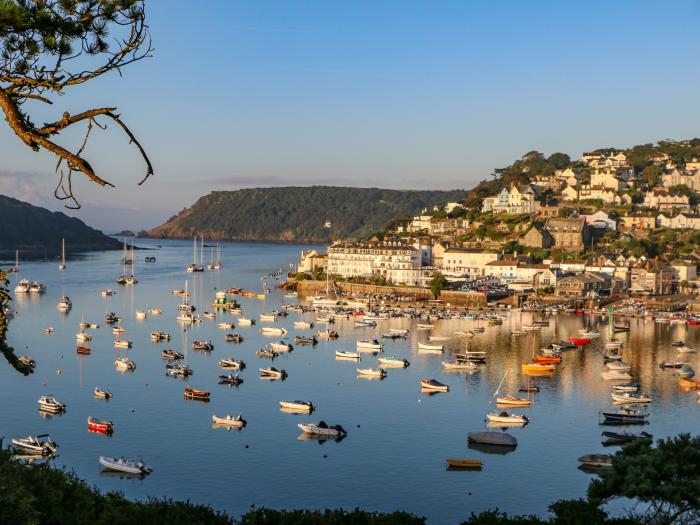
(193, 237), (196, 265)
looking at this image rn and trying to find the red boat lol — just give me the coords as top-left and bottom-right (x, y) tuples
(688, 320), (700, 326)
(76, 345), (91, 355)
(87, 416), (113, 433)
(534, 355), (562, 364)
(575, 309), (585, 315)
(567, 337), (590, 346)
(351, 310), (366, 316)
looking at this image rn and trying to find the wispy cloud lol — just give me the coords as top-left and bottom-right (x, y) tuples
(0, 170), (52, 206)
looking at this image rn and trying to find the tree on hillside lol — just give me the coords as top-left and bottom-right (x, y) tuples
(428, 272), (447, 299)
(0, 0), (153, 208)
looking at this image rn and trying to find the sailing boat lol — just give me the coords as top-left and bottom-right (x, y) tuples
(213, 243), (222, 270)
(177, 281), (198, 323)
(125, 245), (138, 285)
(207, 244), (215, 270)
(186, 236), (204, 272)
(494, 371), (532, 406)
(116, 240), (128, 284)
(13, 250), (30, 293)
(58, 238), (66, 270)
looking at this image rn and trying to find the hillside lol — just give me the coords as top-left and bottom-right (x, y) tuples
(147, 186), (466, 242)
(0, 195), (121, 259)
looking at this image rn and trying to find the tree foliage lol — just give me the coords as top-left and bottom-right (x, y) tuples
(428, 272), (447, 299)
(0, 0), (154, 208)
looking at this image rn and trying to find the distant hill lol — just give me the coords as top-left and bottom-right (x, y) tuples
(0, 195), (122, 259)
(147, 186), (467, 243)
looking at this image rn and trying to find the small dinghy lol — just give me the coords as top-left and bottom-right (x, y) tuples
(113, 339), (132, 349)
(112, 326), (126, 334)
(602, 370), (632, 381)
(225, 333), (244, 343)
(467, 431), (517, 448)
(578, 329), (600, 339)
(428, 335), (451, 342)
(280, 400), (314, 412)
(202, 311), (216, 319)
(446, 459), (482, 470)
(316, 316), (334, 324)
(161, 349), (184, 360)
(298, 421), (347, 437)
(336, 350), (361, 360)
(260, 312), (277, 321)
(602, 430), (652, 445)
(357, 339), (383, 351)
(486, 411), (529, 425)
(184, 387), (210, 400)
(212, 414), (246, 428)
(534, 355), (561, 364)
(114, 358), (135, 371)
(217, 322), (234, 330)
(317, 330), (339, 339)
(294, 336), (317, 346)
(12, 434), (57, 456)
(420, 379), (449, 392)
(76, 331), (92, 342)
(166, 363), (193, 377)
(104, 312), (120, 324)
(218, 374), (244, 385)
(192, 340), (214, 351)
(354, 320), (376, 328)
(38, 395), (65, 413)
(522, 363), (555, 374)
(150, 331), (171, 342)
(416, 323), (434, 330)
(76, 345), (91, 355)
(87, 416), (114, 433)
(294, 321), (314, 329)
(135, 310), (147, 319)
(94, 388), (112, 399)
(219, 358), (245, 370)
(356, 367), (387, 378)
(99, 456), (151, 475)
(378, 356), (410, 368)
(660, 361), (685, 369)
(567, 337), (590, 346)
(270, 341), (294, 352)
(679, 377), (700, 389)
(237, 317), (255, 326)
(578, 454), (612, 469)
(44, 327), (55, 334)
(259, 367), (287, 379)
(495, 395), (531, 407)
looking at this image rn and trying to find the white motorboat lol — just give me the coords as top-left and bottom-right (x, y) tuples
(467, 431), (517, 447)
(416, 323), (434, 330)
(356, 339), (382, 351)
(486, 411), (529, 424)
(56, 296), (72, 311)
(270, 341), (293, 352)
(38, 395), (65, 413)
(578, 329), (600, 339)
(114, 357), (136, 370)
(336, 350), (361, 360)
(237, 317), (255, 326)
(378, 356), (410, 368)
(219, 358), (245, 370)
(356, 367), (386, 378)
(28, 281), (46, 294)
(606, 361), (631, 371)
(389, 328), (409, 336)
(114, 339), (132, 349)
(442, 359), (477, 371)
(260, 312), (277, 322)
(298, 422), (347, 437)
(14, 278), (30, 294)
(602, 370), (632, 381)
(99, 456), (151, 475)
(100, 289), (115, 297)
(12, 434), (57, 456)
(418, 342), (444, 353)
(260, 327), (287, 336)
(259, 367), (287, 379)
(280, 400), (314, 412)
(611, 391), (652, 404)
(94, 388), (112, 399)
(135, 310), (147, 319)
(76, 331), (92, 342)
(428, 335), (451, 342)
(678, 346), (696, 353)
(212, 414), (246, 427)
(112, 326), (126, 334)
(294, 321), (314, 329)
(217, 322), (234, 330)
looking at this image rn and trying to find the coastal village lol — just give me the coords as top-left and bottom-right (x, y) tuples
(297, 144), (700, 308)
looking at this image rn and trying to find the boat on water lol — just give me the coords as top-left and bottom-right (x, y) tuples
(601, 430), (652, 445)
(114, 339), (132, 349)
(416, 323), (434, 330)
(87, 416), (114, 433)
(567, 337), (591, 346)
(44, 327), (54, 334)
(378, 356), (410, 368)
(270, 341), (294, 352)
(14, 278), (30, 294)
(259, 367), (287, 379)
(166, 364), (193, 377)
(219, 358), (245, 370)
(135, 310), (147, 319)
(184, 387), (210, 400)
(678, 346), (696, 353)
(114, 358), (136, 371)
(600, 408), (648, 424)
(679, 377), (700, 389)
(12, 434), (57, 456)
(357, 339), (383, 351)
(418, 342), (444, 353)
(486, 411), (529, 425)
(150, 331), (171, 342)
(578, 454), (612, 469)
(212, 414), (246, 427)
(336, 350), (361, 360)
(186, 236), (205, 273)
(660, 361), (685, 369)
(446, 459), (482, 470)
(295, 336), (317, 346)
(611, 391), (652, 404)
(192, 340), (214, 351)
(237, 317), (255, 326)
(104, 312), (120, 324)
(256, 348), (278, 359)
(38, 395), (65, 413)
(260, 327), (287, 336)
(356, 367), (387, 378)
(161, 349), (184, 360)
(442, 359), (477, 371)
(606, 361), (631, 371)
(99, 456), (151, 475)
(280, 400), (314, 412)
(602, 370), (632, 381)
(294, 321), (314, 329)
(420, 379), (449, 392)
(522, 363), (555, 374)
(217, 322), (234, 330)
(317, 330), (339, 339)
(611, 382), (639, 392)
(28, 281), (46, 294)
(56, 296), (72, 311)
(298, 421), (347, 437)
(94, 388), (112, 399)
(260, 312), (277, 322)
(76, 331), (92, 342)
(495, 394), (531, 407)
(533, 355), (561, 364)
(225, 333), (244, 343)
(467, 431), (517, 448)
(18, 355), (36, 368)
(218, 374), (244, 385)
(578, 329), (600, 339)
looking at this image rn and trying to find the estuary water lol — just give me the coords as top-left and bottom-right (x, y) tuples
(2, 238), (699, 524)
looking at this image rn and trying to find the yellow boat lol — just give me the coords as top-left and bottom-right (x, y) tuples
(522, 362), (555, 373)
(256, 294), (266, 300)
(446, 459), (482, 470)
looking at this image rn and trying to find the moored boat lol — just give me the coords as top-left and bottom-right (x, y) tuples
(38, 395), (65, 413)
(184, 387), (210, 400)
(94, 387), (112, 399)
(467, 431), (517, 447)
(420, 378), (449, 391)
(87, 416), (114, 433)
(12, 434), (57, 456)
(280, 400), (314, 412)
(99, 456), (151, 475)
(212, 414), (246, 427)
(298, 421), (347, 437)
(486, 411), (529, 425)
(446, 459), (482, 470)
(578, 454), (612, 469)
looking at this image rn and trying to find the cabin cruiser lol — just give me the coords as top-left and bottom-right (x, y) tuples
(56, 296), (72, 311)
(38, 395), (65, 413)
(28, 281), (45, 294)
(219, 358), (245, 370)
(14, 278), (30, 294)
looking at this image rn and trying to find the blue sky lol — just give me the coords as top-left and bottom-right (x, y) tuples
(1, 0), (699, 230)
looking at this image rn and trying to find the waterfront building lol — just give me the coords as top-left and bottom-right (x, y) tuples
(440, 248), (502, 277)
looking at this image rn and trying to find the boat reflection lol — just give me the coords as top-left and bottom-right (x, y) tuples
(297, 432), (345, 444)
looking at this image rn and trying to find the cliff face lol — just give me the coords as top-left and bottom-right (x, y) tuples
(0, 195), (122, 258)
(147, 186), (466, 242)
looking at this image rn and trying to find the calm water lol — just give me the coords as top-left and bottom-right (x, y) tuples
(2, 239), (699, 524)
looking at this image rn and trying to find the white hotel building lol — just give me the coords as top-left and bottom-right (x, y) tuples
(327, 241), (431, 286)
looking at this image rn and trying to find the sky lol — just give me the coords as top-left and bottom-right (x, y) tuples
(1, 0), (700, 231)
